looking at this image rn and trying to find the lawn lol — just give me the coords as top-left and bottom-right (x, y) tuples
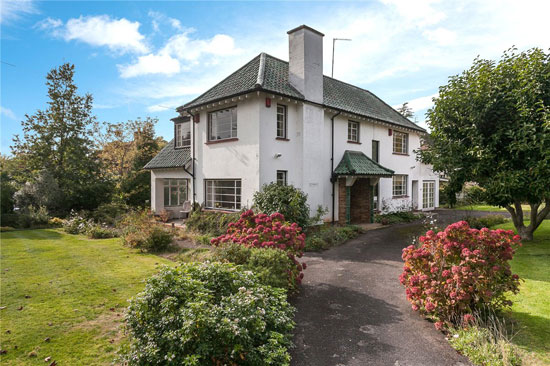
(452, 204), (532, 212)
(0, 229), (172, 365)
(496, 221), (550, 364)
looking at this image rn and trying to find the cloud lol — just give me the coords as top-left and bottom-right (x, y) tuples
(394, 93), (438, 113)
(148, 11), (182, 33)
(118, 53), (181, 78)
(36, 15), (148, 54)
(0, 106), (16, 120)
(423, 27), (457, 46)
(0, 0), (37, 24)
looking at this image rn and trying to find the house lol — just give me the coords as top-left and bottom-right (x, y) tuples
(144, 25), (440, 224)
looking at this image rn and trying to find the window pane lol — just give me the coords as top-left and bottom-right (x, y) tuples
(277, 105), (287, 138)
(164, 186), (170, 206)
(204, 179), (241, 210)
(209, 107), (237, 141)
(372, 140), (379, 162)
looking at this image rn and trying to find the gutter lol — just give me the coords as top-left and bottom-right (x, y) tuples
(330, 110), (341, 225)
(185, 111), (197, 208)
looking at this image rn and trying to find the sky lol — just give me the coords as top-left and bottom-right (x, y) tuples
(1, 0), (550, 155)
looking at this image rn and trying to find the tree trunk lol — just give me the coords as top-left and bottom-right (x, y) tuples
(506, 199), (550, 241)
(517, 226), (534, 241)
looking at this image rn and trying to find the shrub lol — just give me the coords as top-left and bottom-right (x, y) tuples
(91, 202), (128, 226)
(304, 225), (363, 251)
(0, 213), (21, 228)
(460, 185), (486, 205)
(157, 209), (171, 223)
(253, 183), (310, 228)
(400, 221), (521, 328)
(0, 226), (15, 232)
(28, 205), (50, 226)
(120, 262), (295, 366)
(214, 243), (295, 289)
(63, 211), (93, 235)
(211, 210), (306, 289)
(375, 211), (419, 225)
(48, 217), (65, 227)
(463, 215), (508, 230)
(86, 224), (118, 239)
(119, 210), (174, 252)
(186, 208), (241, 236)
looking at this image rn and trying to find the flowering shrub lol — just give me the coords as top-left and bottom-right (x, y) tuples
(211, 210), (306, 289)
(120, 262), (295, 366)
(400, 221), (521, 328)
(119, 210), (174, 252)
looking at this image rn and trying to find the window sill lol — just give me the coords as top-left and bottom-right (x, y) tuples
(392, 152), (409, 156)
(276, 137), (290, 141)
(205, 138), (239, 145)
(347, 140), (361, 145)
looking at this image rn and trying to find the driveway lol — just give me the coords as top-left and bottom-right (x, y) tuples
(291, 212), (473, 366)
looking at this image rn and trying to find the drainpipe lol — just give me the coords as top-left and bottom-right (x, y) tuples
(185, 111), (196, 208)
(330, 111), (341, 226)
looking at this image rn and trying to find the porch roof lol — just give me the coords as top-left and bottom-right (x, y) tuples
(334, 150), (394, 177)
(143, 140), (191, 170)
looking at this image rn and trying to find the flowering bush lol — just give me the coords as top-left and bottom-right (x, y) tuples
(211, 210), (306, 289)
(400, 221), (521, 328)
(120, 262), (295, 366)
(118, 210), (174, 252)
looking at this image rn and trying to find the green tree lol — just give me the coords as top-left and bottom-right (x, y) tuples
(11, 63), (112, 212)
(419, 48), (550, 240)
(397, 102), (414, 119)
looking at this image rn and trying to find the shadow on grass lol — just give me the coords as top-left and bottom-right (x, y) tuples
(3, 228), (65, 240)
(505, 310), (550, 357)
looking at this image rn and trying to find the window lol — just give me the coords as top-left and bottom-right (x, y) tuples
(205, 179), (241, 210)
(208, 107), (237, 142)
(393, 131), (408, 154)
(392, 175), (408, 197)
(163, 179), (188, 207)
(423, 181), (435, 209)
(348, 121), (360, 142)
(276, 170), (287, 185)
(372, 140), (380, 163)
(276, 104), (287, 139)
(175, 122), (191, 148)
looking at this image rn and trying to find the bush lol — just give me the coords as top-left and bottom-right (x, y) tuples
(48, 217), (65, 227)
(214, 243), (295, 289)
(119, 210), (174, 252)
(86, 224), (118, 239)
(28, 205), (50, 226)
(460, 185), (486, 205)
(304, 225), (363, 251)
(463, 215), (508, 230)
(91, 202), (128, 226)
(375, 211), (419, 225)
(253, 183), (310, 228)
(0, 226), (15, 232)
(186, 208), (241, 236)
(400, 221), (521, 328)
(0, 213), (21, 228)
(211, 210), (306, 289)
(63, 211), (93, 235)
(120, 262), (295, 366)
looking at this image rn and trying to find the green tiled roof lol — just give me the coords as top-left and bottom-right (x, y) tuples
(143, 140), (191, 170)
(334, 150), (394, 177)
(180, 53), (424, 132)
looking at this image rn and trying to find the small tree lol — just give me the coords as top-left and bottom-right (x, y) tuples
(253, 183), (310, 228)
(420, 48), (550, 240)
(397, 102), (414, 119)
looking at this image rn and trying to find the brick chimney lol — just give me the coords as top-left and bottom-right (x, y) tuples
(287, 25), (324, 104)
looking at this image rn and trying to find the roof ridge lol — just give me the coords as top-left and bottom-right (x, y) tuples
(255, 52), (266, 88)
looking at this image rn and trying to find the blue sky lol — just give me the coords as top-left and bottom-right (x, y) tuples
(1, 0), (549, 155)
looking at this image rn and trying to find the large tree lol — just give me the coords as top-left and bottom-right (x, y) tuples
(11, 63), (111, 212)
(420, 48), (550, 240)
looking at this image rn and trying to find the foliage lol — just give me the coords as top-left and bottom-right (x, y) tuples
(0, 213), (21, 228)
(0, 170), (16, 214)
(186, 208), (241, 236)
(0, 229), (172, 365)
(86, 224), (119, 239)
(13, 170), (64, 214)
(11, 63), (112, 213)
(27, 205), (51, 226)
(375, 211), (420, 225)
(158, 209), (171, 223)
(463, 214), (508, 230)
(213, 243), (296, 290)
(48, 217), (65, 227)
(253, 182), (311, 228)
(396, 101), (415, 119)
(419, 48), (550, 240)
(400, 221), (521, 327)
(304, 225), (363, 251)
(0, 226), (15, 232)
(90, 201), (128, 226)
(63, 211), (93, 235)
(459, 185), (487, 205)
(119, 210), (174, 252)
(211, 210), (306, 288)
(120, 262), (295, 366)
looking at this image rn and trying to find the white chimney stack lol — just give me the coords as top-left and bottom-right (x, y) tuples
(287, 25), (324, 104)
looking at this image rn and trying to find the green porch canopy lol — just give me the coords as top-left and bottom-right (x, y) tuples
(334, 150), (394, 177)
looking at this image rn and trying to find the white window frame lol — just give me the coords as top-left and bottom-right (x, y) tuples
(276, 170), (287, 185)
(392, 175), (408, 197)
(208, 107), (237, 142)
(175, 122), (191, 148)
(393, 131), (408, 154)
(164, 179), (189, 207)
(276, 104), (287, 139)
(348, 120), (360, 142)
(205, 179), (242, 210)
(423, 181), (435, 209)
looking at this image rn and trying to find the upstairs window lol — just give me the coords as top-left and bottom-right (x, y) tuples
(393, 131), (408, 154)
(348, 121), (360, 142)
(276, 104), (287, 139)
(208, 107), (237, 142)
(276, 170), (287, 185)
(175, 122), (191, 148)
(372, 140), (380, 163)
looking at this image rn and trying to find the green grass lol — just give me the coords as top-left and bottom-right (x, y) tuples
(495, 221), (550, 364)
(0, 229), (173, 365)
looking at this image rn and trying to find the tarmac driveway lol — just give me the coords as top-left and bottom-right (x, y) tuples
(290, 211), (473, 366)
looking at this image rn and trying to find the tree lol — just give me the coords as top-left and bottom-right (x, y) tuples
(419, 48), (550, 240)
(397, 102), (415, 119)
(13, 170), (64, 214)
(11, 63), (112, 212)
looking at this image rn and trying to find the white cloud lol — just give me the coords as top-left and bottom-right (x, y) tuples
(37, 15), (148, 54)
(1, 106), (16, 120)
(148, 11), (182, 32)
(118, 53), (181, 78)
(423, 27), (457, 46)
(0, 0), (37, 24)
(395, 93), (439, 113)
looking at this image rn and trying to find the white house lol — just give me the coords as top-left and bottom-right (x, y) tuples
(145, 25), (440, 224)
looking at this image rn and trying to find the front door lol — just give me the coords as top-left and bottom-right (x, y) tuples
(422, 181), (435, 210)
